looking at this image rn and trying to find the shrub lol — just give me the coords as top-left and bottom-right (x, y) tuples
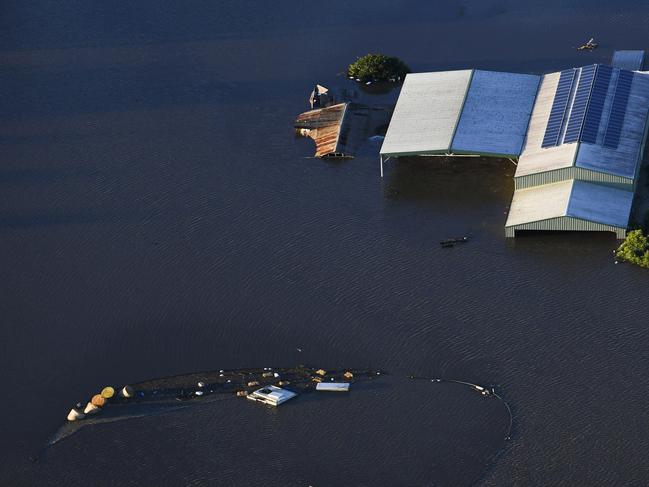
(347, 54), (410, 83)
(616, 229), (649, 268)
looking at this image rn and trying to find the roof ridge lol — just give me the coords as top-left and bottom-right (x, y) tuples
(447, 68), (475, 153)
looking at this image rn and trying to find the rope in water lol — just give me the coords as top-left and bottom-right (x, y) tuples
(408, 375), (513, 440)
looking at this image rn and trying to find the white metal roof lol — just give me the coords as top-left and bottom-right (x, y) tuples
(516, 72), (578, 177)
(506, 179), (633, 228)
(506, 180), (573, 227)
(315, 382), (350, 392)
(380, 70), (472, 156)
(380, 69), (539, 158)
(247, 386), (297, 406)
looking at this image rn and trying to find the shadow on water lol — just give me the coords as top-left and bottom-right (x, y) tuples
(383, 156), (515, 207)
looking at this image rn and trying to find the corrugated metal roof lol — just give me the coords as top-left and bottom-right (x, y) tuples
(567, 180), (633, 228)
(506, 180), (573, 227)
(575, 71), (649, 178)
(295, 103), (347, 157)
(516, 67), (649, 180)
(611, 50), (645, 71)
(506, 179), (632, 228)
(451, 70), (540, 156)
(516, 72), (579, 176)
(380, 70), (472, 156)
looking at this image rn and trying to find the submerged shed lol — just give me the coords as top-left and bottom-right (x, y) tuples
(246, 386), (297, 406)
(296, 102), (392, 159)
(515, 65), (649, 191)
(375, 55), (649, 239)
(295, 103), (348, 158)
(379, 69), (539, 162)
(505, 180), (633, 238)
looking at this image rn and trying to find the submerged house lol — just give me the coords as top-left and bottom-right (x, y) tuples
(379, 51), (649, 238)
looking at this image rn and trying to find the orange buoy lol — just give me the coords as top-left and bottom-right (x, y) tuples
(91, 394), (106, 407)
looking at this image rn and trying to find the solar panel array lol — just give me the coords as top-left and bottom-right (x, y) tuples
(603, 70), (634, 149)
(541, 69), (575, 148)
(580, 65), (612, 144)
(564, 65), (596, 143)
(542, 64), (636, 149)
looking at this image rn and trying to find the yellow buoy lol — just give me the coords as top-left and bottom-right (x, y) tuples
(101, 386), (115, 399)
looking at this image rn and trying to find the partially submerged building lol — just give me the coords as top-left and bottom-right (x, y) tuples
(247, 385), (297, 406)
(296, 102), (392, 158)
(380, 50), (649, 238)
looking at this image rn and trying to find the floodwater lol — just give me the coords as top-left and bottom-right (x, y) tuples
(2, 1), (649, 485)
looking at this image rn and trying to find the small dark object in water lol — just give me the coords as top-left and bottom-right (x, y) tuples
(577, 38), (598, 51)
(440, 236), (469, 247)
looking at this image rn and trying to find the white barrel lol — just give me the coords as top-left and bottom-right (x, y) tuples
(67, 408), (85, 421)
(84, 402), (100, 414)
(120, 386), (134, 398)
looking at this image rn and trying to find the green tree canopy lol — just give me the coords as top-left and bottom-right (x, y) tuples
(347, 54), (410, 83)
(616, 229), (649, 268)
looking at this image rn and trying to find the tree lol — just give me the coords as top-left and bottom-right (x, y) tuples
(347, 54), (410, 83)
(616, 229), (649, 268)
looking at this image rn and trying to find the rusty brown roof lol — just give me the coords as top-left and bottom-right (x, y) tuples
(295, 103), (348, 157)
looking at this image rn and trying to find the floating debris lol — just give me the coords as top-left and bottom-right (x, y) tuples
(316, 382), (350, 392)
(247, 386), (297, 407)
(83, 402), (99, 415)
(51, 366), (384, 446)
(91, 395), (106, 407)
(120, 386), (134, 398)
(310, 84), (334, 109)
(66, 409), (85, 422)
(409, 375), (513, 439)
(578, 38), (598, 51)
(440, 236), (470, 248)
(100, 387), (115, 399)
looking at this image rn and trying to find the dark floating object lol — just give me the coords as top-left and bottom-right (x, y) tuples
(440, 236), (470, 248)
(577, 38), (598, 51)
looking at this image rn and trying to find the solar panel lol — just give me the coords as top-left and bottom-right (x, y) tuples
(564, 65), (596, 143)
(603, 70), (634, 149)
(542, 69), (576, 148)
(580, 65), (612, 144)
